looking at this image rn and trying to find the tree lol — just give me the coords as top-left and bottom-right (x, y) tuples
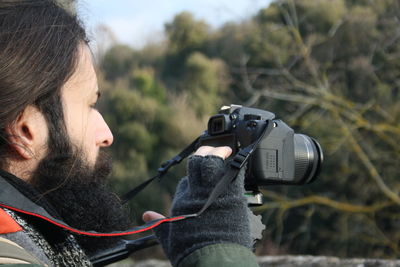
(182, 52), (228, 116)
(165, 12), (209, 54)
(233, 0), (400, 258)
(101, 45), (135, 81)
(162, 12), (211, 82)
(97, 0), (400, 258)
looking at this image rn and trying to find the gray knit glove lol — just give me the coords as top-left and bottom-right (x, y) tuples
(155, 155), (252, 266)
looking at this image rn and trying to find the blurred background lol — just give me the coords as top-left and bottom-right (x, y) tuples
(76, 0), (400, 262)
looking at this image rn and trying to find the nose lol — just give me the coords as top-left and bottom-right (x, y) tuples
(95, 112), (114, 147)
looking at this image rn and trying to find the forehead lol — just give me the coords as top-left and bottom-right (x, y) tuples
(62, 44), (97, 99)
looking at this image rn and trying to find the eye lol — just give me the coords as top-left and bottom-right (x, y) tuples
(91, 91), (101, 110)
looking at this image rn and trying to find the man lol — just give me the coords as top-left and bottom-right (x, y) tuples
(0, 1), (259, 266)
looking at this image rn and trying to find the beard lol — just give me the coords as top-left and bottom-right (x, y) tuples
(30, 146), (132, 255)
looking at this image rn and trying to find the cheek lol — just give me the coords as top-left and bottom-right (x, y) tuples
(87, 113), (98, 146)
(79, 111), (98, 149)
(64, 106), (91, 147)
(67, 113), (88, 145)
(69, 111), (97, 164)
(64, 107), (112, 163)
(81, 111), (113, 164)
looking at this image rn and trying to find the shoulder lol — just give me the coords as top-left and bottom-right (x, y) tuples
(178, 243), (259, 267)
(0, 208), (23, 235)
(0, 236), (46, 266)
(0, 208), (46, 265)
(0, 208), (51, 266)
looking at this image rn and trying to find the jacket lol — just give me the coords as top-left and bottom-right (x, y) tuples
(0, 171), (259, 267)
(0, 171), (91, 266)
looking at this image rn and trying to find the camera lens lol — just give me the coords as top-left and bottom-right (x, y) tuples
(293, 134), (323, 184)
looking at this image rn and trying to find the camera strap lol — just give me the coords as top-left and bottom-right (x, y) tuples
(122, 119), (274, 217)
(120, 136), (202, 205)
(195, 119), (274, 216)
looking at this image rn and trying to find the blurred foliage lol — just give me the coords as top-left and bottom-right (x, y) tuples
(97, 0), (400, 259)
(165, 12), (209, 54)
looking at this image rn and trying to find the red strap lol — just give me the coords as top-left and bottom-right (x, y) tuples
(0, 203), (190, 237)
(0, 208), (22, 234)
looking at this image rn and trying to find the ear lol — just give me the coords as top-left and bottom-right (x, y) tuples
(6, 105), (48, 160)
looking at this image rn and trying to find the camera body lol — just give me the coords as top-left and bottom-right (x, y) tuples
(198, 105), (323, 188)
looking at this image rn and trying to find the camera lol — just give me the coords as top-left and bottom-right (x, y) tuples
(198, 105), (323, 189)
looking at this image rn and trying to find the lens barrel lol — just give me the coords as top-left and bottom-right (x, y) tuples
(293, 134), (323, 184)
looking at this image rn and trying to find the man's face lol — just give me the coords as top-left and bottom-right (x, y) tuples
(61, 44), (113, 165)
(28, 44), (131, 254)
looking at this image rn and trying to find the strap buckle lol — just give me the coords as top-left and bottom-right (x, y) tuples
(230, 147), (253, 169)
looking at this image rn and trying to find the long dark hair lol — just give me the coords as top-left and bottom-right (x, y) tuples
(0, 0), (88, 165)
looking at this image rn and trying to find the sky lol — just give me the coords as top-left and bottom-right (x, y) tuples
(77, 0), (272, 49)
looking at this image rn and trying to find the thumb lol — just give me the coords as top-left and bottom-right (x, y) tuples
(143, 211), (165, 222)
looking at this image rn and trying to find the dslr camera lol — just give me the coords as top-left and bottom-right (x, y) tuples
(199, 105), (323, 190)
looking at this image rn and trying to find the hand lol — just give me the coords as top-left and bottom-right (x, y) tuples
(146, 145), (252, 266)
(193, 145), (232, 159)
(142, 210), (165, 222)
(142, 146), (232, 222)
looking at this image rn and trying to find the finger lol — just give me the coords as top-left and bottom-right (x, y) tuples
(194, 146), (215, 156)
(210, 146), (232, 159)
(142, 211), (165, 222)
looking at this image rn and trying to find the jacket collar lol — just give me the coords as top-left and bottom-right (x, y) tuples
(0, 169), (61, 219)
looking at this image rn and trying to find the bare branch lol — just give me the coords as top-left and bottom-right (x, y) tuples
(253, 192), (395, 213)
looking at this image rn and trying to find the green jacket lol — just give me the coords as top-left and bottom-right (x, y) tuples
(179, 243), (259, 267)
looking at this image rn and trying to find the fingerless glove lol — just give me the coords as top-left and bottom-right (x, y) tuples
(155, 155), (252, 266)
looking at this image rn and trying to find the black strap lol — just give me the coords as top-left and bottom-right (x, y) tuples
(90, 235), (159, 266)
(121, 136), (201, 205)
(120, 174), (160, 206)
(196, 167), (240, 216)
(122, 120), (274, 215)
(195, 120), (274, 216)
